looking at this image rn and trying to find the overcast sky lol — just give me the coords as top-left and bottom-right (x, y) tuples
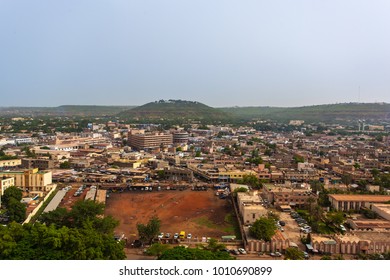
(1, 0), (390, 107)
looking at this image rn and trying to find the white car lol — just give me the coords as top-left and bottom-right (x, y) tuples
(173, 233), (179, 239)
(238, 248), (247, 254)
(187, 233), (192, 239)
(157, 232), (164, 239)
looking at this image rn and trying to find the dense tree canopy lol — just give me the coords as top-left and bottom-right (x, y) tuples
(249, 217), (277, 242)
(137, 216), (161, 244)
(1, 187), (26, 223)
(0, 200), (125, 260)
(2, 186), (23, 207)
(158, 246), (234, 260)
(284, 247), (305, 260)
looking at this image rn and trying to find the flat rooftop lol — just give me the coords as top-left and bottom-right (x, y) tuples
(328, 194), (390, 202)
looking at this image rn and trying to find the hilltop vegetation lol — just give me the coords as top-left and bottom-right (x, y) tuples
(220, 103), (390, 122)
(118, 99), (232, 122)
(0, 105), (135, 117)
(1, 102), (389, 123)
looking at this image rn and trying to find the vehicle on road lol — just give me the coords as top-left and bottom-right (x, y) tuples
(238, 248), (247, 254)
(270, 252), (282, 257)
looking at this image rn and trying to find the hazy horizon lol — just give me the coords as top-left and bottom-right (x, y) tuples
(1, 1), (390, 107)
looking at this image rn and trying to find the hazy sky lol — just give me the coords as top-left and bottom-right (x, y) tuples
(1, 0), (390, 107)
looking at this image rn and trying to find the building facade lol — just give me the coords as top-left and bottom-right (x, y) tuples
(0, 169), (56, 196)
(128, 133), (173, 150)
(328, 194), (390, 211)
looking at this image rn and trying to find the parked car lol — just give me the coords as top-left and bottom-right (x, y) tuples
(165, 233), (171, 238)
(270, 252), (282, 257)
(279, 221), (286, 226)
(173, 233), (179, 239)
(238, 248), (247, 254)
(157, 232), (164, 239)
(230, 249), (240, 255)
(187, 233), (192, 239)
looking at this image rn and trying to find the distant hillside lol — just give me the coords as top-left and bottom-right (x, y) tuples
(0, 105), (135, 117)
(118, 100), (232, 122)
(220, 103), (390, 122)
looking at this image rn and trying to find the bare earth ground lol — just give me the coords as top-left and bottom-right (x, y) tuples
(104, 189), (234, 241)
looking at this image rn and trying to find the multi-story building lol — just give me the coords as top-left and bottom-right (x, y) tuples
(236, 191), (267, 225)
(0, 159), (21, 168)
(1, 177), (15, 207)
(0, 169), (56, 196)
(128, 132), (173, 150)
(163, 166), (194, 182)
(262, 184), (316, 208)
(173, 132), (189, 144)
(21, 158), (55, 170)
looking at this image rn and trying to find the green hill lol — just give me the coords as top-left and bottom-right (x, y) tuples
(118, 100), (232, 122)
(220, 103), (390, 122)
(0, 105), (135, 116)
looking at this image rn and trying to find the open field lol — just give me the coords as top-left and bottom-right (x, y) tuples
(104, 189), (236, 241)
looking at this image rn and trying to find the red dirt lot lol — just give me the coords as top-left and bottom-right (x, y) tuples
(104, 189), (234, 241)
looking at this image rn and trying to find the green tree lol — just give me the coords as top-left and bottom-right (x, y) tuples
(158, 246), (233, 260)
(2, 186), (23, 207)
(0, 221), (125, 260)
(137, 216), (161, 245)
(326, 211), (344, 225)
(6, 198), (26, 223)
(59, 161), (71, 169)
(267, 211), (280, 222)
(39, 207), (70, 227)
(69, 199), (105, 228)
(238, 174), (260, 188)
(202, 238), (226, 252)
(293, 155), (304, 163)
(233, 187), (248, 193)
(249, 217), (277, 242)
(145, 243), (170, 257)
(284, 247), (304, 260)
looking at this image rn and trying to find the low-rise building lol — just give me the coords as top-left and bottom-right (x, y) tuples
(372, 204), (390, 221)
(0, 159), (21, 168)
(328, 194), (390, 211)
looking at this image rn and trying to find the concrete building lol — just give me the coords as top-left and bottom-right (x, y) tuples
(128, 132), (173, 150)
(163, 166), (194, 182)
(328, 194), (390, 211)
(237, 191), (267, 225)
(311, 232), (390, 255)
(372, 204), (390, 221)
(1, 177), (15, 206)
(262, 184), (316, 208)
(0, 159), (21, 168)
(21, 158), (55, 170)
(0, 177), (14, 195)
(173, 132), (189, 144)
(0, 169), (56, 196)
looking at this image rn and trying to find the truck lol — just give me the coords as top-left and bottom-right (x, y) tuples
(179, 231), (186, 239)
